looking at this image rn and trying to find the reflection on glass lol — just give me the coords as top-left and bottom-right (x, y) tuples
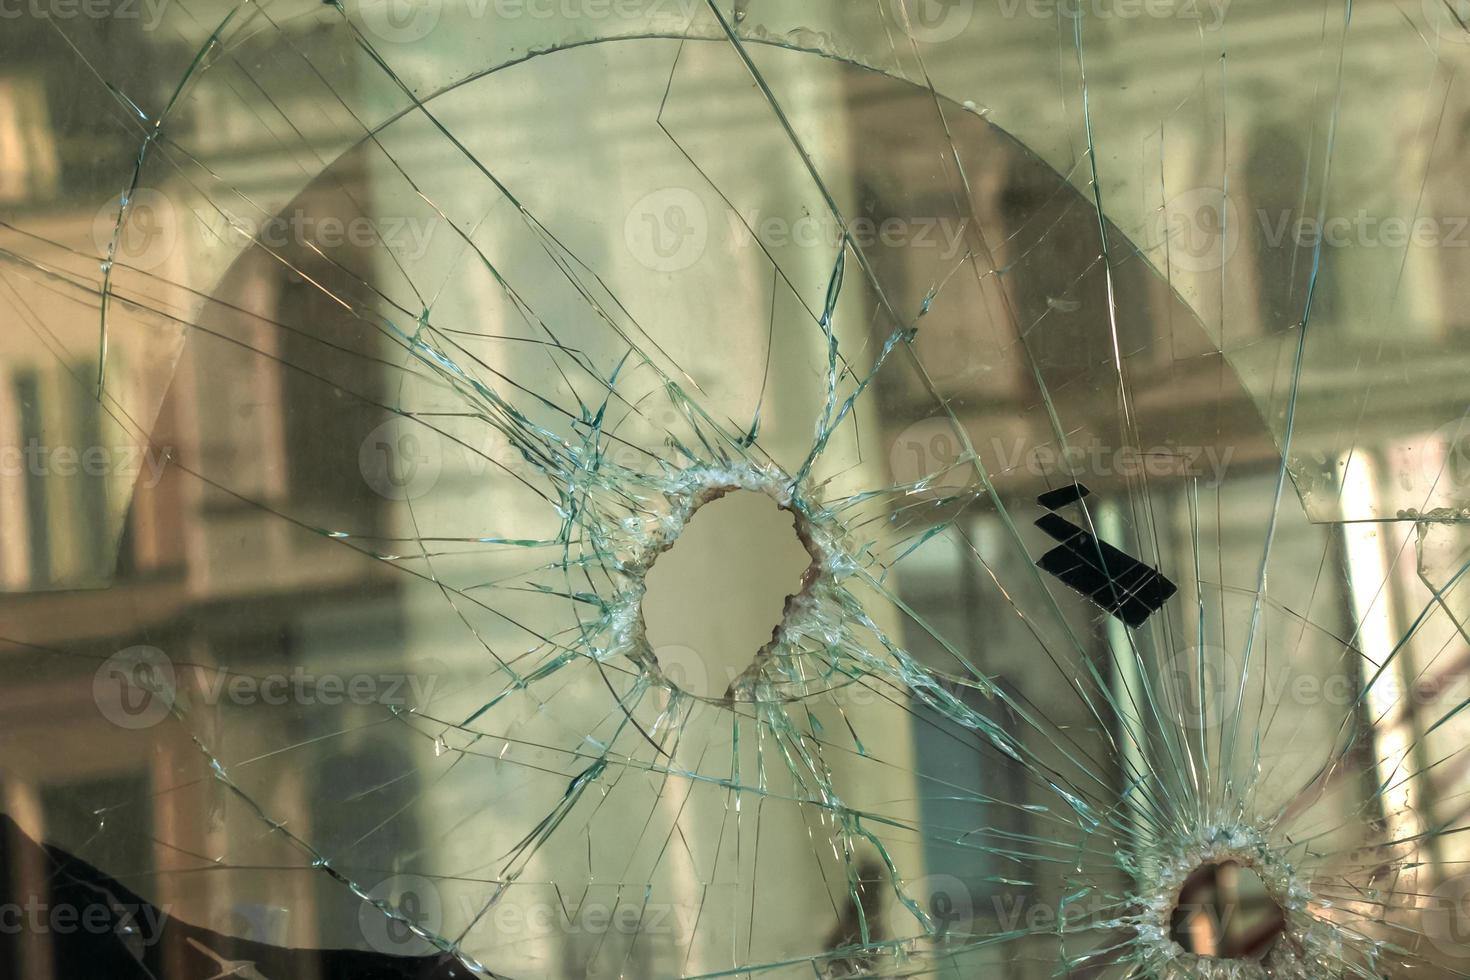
(2, 2), (1470, 978)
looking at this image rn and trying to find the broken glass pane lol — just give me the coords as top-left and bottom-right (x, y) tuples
(3, 1), (1470, 978)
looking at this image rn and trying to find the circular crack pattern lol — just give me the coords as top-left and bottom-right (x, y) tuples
(1137, 827), (1314, 979)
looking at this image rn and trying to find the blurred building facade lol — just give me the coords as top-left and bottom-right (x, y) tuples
(1, 1), (1468, 977)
